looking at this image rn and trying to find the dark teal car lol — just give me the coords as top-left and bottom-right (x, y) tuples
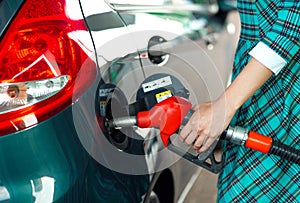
(0, 0), (237, 202)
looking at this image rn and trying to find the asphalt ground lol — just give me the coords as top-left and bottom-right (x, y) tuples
(183, 151), (221, 203)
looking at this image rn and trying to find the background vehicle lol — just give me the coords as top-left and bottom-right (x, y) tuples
(0, 0), (237, 202)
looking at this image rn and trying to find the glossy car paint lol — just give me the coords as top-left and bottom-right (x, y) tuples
(0, 0), (23, 36)
(0, 107), (89, 202)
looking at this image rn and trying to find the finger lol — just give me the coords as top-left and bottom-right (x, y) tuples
(185, 131), (198, 145)
(179, 123), (192, 142)
(193, 134), (207, 149)
(198, 137), (215, 153)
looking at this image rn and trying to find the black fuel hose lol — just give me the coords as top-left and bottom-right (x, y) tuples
(269, 141), (300, 165)
(221, 127), (300, 165)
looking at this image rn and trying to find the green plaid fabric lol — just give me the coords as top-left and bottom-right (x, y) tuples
(217, 0), (300, 202)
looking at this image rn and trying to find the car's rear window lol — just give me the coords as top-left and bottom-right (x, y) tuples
(0, 0), (23, 37)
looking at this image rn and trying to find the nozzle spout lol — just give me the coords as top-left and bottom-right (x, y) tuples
(105, 116), (137, 129)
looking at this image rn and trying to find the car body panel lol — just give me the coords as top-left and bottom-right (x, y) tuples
(0, 106), (88, 202)
(0, 0), (24, 36)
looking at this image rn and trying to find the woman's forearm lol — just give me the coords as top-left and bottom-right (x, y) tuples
(224, 58), (273, 114)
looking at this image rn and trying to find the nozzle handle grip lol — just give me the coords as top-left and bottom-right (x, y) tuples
(167, 139), (224, 174)
(167, 109), (224, 173)
(177, 109), (220, 161)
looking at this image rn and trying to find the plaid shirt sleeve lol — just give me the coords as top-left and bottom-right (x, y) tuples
(249, 42), (287, 75)
(261, 1), (300, 63)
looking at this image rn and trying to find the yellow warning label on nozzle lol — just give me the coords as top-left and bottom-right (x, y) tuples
(156, 90), (172, 103)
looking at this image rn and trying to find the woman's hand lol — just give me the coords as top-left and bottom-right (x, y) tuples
(179, 95), (236, 153)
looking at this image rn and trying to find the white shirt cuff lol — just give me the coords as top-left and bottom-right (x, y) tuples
(249, 42), (287, 75)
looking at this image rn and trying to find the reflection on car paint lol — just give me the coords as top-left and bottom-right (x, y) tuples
(0, 184), (10, 202)
(30, 177), (55, 203)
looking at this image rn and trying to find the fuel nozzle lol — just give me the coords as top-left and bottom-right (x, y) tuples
(105, 96), (192, 146)
(105, 116), (137, 129)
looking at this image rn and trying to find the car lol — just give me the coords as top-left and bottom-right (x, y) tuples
(0, 0), (238, 202)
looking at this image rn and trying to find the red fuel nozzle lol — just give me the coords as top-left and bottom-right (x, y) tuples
(137, 96), (192, 146)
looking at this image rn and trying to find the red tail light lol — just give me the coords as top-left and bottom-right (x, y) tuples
(0, 0), (97, 135)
